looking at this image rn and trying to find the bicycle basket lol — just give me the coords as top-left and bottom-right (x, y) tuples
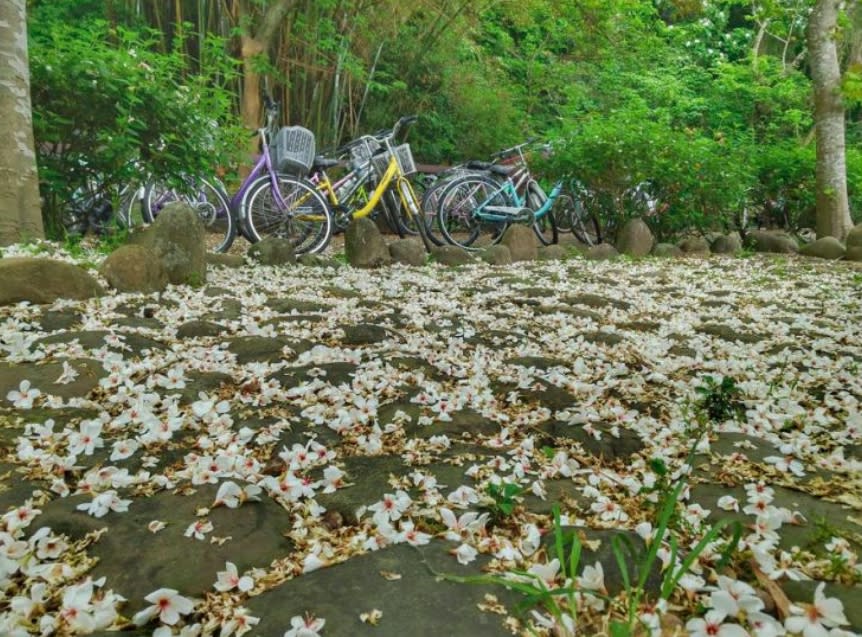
(271, 126), (316, 176)
(371, 144), (417, 177)
(349, 138), (382, 164)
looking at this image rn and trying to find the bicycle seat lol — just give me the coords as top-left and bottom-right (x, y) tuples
(465, 160), (493, 170)
(489, 164), (517, 177)
(313, 156), (341, 169)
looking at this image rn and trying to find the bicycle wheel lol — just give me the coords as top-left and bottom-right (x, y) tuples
(555, 192), (600, 245)
(419, 178), (452, 246)
(436, 175), (511, 250)
(117, 184), (146, 228)
(527, 182), (558, 246)
(143, 179), (236, 253)
(242, 175), (332, 255)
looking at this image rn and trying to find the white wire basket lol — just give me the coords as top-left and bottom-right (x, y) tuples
(371, 144), (417, 176)
(349, 138), (382, 164)
(271, 126), (316, 175)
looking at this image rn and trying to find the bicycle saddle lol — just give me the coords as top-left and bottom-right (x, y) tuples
(313, 156), (341, 169)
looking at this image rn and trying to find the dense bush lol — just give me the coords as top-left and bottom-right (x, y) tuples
(28, 20), (244, 237)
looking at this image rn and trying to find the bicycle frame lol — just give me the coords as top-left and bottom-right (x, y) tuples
(471, 175), (564, 224)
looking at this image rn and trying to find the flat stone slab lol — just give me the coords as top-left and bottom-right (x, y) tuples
(0, 359), (106, 401)
(247, 541), (516, 637)
(32, 484), (293, 613)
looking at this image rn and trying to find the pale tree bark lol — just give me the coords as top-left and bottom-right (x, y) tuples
(808, 0), (854, 240)
(235, 0), (292, 133)
(0, 0), (44, 246)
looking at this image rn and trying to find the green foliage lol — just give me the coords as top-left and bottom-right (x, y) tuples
(484, 481), (525, 521)
(694, 375), (745, 422)
(28, 17), (244, 239)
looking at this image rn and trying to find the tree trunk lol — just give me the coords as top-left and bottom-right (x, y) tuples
(808, 0), (854, 240)
(0, 0), (44, 246)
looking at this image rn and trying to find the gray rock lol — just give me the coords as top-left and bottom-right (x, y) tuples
(478, 245), (512, 265)
(345, 217), (392, 268)
(99, 244), (168, 293)
(652, 243), (684, 257)
(247, 236), (296, 266)
(130, 202), (207, 285)
(0, 257), (103, 306)
(500, 224), (538, 261)
(537, 244), (567, 261)
(585, 243), (619, 260)
(388, 237), (426, 266)
(175, 320), (226, 339)
(799, 236), (846, 260)
(226, 336), (292, 364)
(206, 252), (245, 268)
(746, 230), (799, 254)
(846, 246), (862, 262)
(0, 359), (106, 401)
(846, 223), (862, 249)
(341, 323), (388, 345)
(247, 542), (516, 637)
(678, 236), (711, 254)
(430, 245), (475, 266)
(616, 218), (655, 257)
(710, 233), (742, 254)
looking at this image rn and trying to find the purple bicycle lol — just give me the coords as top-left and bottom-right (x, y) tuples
(142, 97), (332, 255)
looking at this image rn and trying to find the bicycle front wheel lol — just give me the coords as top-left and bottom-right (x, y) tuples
(242, 175), (333, 255)
(143, 178), (236, 253)
(437, 175), (510, 250)
(555, 192), (600, 246)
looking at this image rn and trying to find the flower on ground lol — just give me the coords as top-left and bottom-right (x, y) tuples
(284, 613), (325, 637)
(686, 610), (749, 637)
(784, 582), (849, 636)
(132, 588), (195, 626)
(214, 562), (254, 593)
(6, 380), (40, 409)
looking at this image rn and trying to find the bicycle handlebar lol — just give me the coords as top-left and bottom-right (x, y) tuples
(334, 115), (419, 156)
(491, 138), (538, 160)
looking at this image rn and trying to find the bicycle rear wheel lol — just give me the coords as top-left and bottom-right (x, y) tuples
(143, 178), (236, 253)
(555, 192), (600, 245)
(437, 175), (510, 250)
(242, 175), (332, 255)
(527, 182), (558, 246)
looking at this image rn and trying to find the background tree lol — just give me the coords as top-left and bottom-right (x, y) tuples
(0, 0), (44, 246)
(808, 0), (854, 239)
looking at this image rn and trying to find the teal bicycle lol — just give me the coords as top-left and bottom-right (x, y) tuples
(434, 141), (559, 249)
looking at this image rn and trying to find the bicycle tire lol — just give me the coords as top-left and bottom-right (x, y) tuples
(527, 181), (558, 246)
(241, 175), (333, 255)
(555, 192), (600, 246)
(436, 174), (510, 250)
(143, 178), (236, 253)
(418, 178), (452, 246)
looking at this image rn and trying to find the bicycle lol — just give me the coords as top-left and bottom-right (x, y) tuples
(144, 97), (332, 255)
(434, 141), (559, 250)
(254, 117), (432, 254)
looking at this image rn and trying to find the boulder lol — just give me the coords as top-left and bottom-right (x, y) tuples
(710, 233), (742, 254)
(615, 218), (654, 257)
(478, 245), (512, 265)
(584, 243), (619, 260)
(652, 243), (684, 258)
(99, 245), (168, 293)
(678, 235), (711, 254)
(746, 230), (798, 254)
(130, 202), (207, 285)
(388, 238), (426, 266)
(430, 245), (475, 266)
(500, 225), (538, 261)
(345, 217), (391, 268)
(799, 236), (846, 260)
(0, 257), (103, 306)
(206, 253), (245, 268)
(537, 244), (567, 261)
(845, 223), (862, 249)
(845, 246), (862, 262)
(247, 236), (296, 266)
